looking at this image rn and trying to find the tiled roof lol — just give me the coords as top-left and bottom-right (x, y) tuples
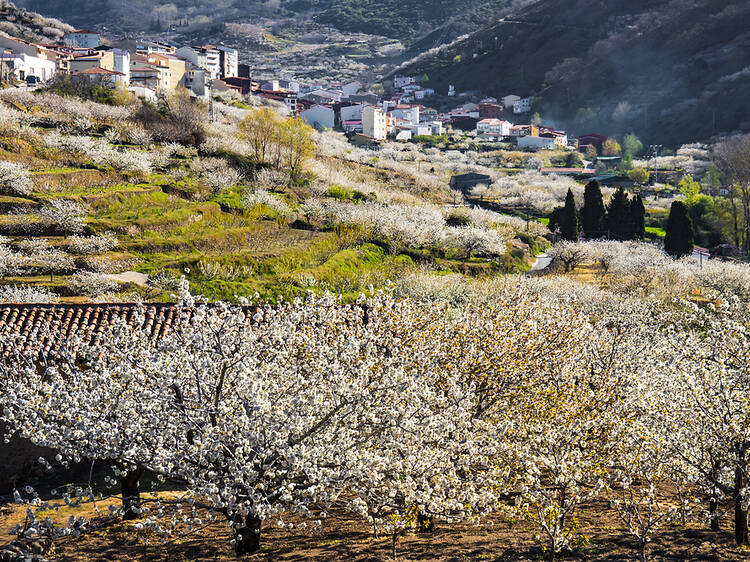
(0, 304), (184, 357)
(72, 67), (124, 76)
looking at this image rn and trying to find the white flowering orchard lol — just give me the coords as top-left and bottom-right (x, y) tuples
(2, 261), (750, 559)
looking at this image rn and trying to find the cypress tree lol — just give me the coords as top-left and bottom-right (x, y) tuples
(581, 180), (605, 238)
(560, 188), (579, 241)
(664, 201), (694, 257)
(606, 186), (630, 240)
(629, 194), (646, 240)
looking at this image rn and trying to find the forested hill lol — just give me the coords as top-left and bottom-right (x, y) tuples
(12, 0), (520, 47)
(398, 0), (750, 147)
(313, 0), (514, 44)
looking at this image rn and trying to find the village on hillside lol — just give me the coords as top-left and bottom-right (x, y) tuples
(0, 26), (600, 154)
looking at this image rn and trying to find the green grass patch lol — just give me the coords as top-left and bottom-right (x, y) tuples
(646, 226), (666, 238)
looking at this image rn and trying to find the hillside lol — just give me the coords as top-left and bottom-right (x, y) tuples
(313, 0), (514, 44)
(0, 0), (72, 43)
(398, 0), (750, 147)
(11, 0), (518, 47)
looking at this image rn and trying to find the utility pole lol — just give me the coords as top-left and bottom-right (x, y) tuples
(207, 78), (215, 122)
(649, 144), (662, 185)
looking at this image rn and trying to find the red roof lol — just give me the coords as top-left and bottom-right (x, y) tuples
(72, 67), (124, 76)
(72, 30), (98, 35)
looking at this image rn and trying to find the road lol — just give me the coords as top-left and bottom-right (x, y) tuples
(528, 252), (552, 273)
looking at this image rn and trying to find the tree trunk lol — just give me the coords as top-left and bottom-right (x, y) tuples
(233, 513), (261, 555)
(710, 461), (721, 531)
(639, 538), (648, 562)
(735, 467), (749, 546)
(710, 493), (721, 531)
(120, 466), (144, 521)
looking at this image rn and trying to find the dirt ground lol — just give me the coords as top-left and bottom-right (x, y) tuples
(4, 497), (748, 561)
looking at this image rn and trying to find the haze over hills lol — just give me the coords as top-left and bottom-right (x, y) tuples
(397, 0), (750, 147)
(12, 0), (521, 47)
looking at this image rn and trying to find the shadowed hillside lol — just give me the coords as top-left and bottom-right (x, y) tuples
(397, 0), (750, 146)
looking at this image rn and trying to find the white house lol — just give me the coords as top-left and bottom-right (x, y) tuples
(513, 96), (534, 114)
(112, 49), (130, 86)
(127, 85), (156, 101)
(429, 121), (444, 136)
(277, 78), (300, 93)
(396, 130), (412, 141)
(501, 94), (521, 110)
(300, 105), (335, 130)
(411, 124), (432, 137)
(65, 30), (100, 49)
(362, 105), (387, 140)
(183, 64), (207, 96)
(476, 118), (511, 137)
(2, 52), (56, 82)
(393, 75), (416, 89)
(414, 88), (434, 100)
(340, 104), (364, 123)
(518, 136), (556, 150)
(176, 45), (220, 79)
(389, 105), (419, 126)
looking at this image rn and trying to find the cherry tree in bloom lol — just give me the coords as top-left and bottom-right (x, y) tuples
(653, 297), (750, 546)
(0, 282), (493, 555)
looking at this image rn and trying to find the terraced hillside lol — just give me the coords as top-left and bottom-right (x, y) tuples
(0, 89), (547, 304)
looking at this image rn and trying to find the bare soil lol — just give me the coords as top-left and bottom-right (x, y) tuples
(4, 498), (748, 561)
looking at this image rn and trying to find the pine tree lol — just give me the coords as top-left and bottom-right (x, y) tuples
(664, 201), (694, 257)
(560, 188), (579, 241)
(581, 180), (605, 238)
(629, 194), (646, 240)
(606, 186), (630, 240)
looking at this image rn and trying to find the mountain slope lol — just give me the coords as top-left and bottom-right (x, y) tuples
(399, 0), (750, 146)
(314, 0), (514, 43)
(12, 0), (516, 47)
(0, 0), (72, 43)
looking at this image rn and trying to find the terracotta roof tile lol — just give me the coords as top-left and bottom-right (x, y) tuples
(0, 303), (188, 358)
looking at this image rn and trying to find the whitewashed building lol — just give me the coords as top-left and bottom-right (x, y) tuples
(518, 135), (556, 150)
(300, 105), (335, 130)
(393, 75), (416, 89)
(513, 96), (534, 114)
(65, 30), (100, 49)
(340, 104), (364, 122)
(388, 105), (419, 126)
(176, 45), (220, 79)
(362, 105), (388, 140)
(112, 49), (130, 86)
(476, 118), (511, 137)
(501, 94), (521, 109)
(2, 53), (56, 82)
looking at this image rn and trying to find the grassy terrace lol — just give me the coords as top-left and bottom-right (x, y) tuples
(0, 134), (542, 302)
